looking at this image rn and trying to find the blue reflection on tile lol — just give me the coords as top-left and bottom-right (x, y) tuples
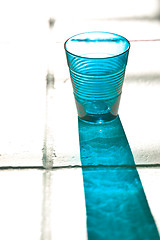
(78, 116), (160, 239)
(78, 116), (135, 166)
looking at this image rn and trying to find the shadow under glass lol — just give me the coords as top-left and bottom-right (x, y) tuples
(78, 116), (160, 239)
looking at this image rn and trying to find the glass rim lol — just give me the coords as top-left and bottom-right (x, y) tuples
(64, 31), (130, 60)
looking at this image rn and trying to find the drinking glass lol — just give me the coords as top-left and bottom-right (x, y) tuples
(64, 31), (130, 123)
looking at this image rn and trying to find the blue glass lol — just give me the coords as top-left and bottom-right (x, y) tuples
(65, 32), (130, 123)
(78, 117), (160, 239)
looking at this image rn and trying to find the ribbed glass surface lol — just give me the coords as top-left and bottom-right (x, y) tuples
(70, 68), (125, 100)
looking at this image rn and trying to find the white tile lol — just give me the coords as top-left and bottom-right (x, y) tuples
(48, 0), (159, 20)
(49, 168), (87, 239)
(0, 170), (42, 240)
(138, 168), (160, 234)
(119, 41), (160, 164)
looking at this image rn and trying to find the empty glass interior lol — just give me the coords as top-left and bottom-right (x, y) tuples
(65, 32), (130, 58)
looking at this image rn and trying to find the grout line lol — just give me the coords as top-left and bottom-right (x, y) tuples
(0, 164), (160, 171)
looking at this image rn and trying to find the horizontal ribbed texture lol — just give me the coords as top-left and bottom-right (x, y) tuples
(69, 57), (126, 100)
(65, 32), (130, 101)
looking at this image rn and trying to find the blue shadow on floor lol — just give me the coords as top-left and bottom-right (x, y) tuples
(78, 116), (160, 239)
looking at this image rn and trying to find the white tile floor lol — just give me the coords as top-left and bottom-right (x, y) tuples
(0, 1), (160, 238)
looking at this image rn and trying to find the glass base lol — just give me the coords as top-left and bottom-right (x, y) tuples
(75, 94), (121, 123)
(78, 113), (117, 124)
